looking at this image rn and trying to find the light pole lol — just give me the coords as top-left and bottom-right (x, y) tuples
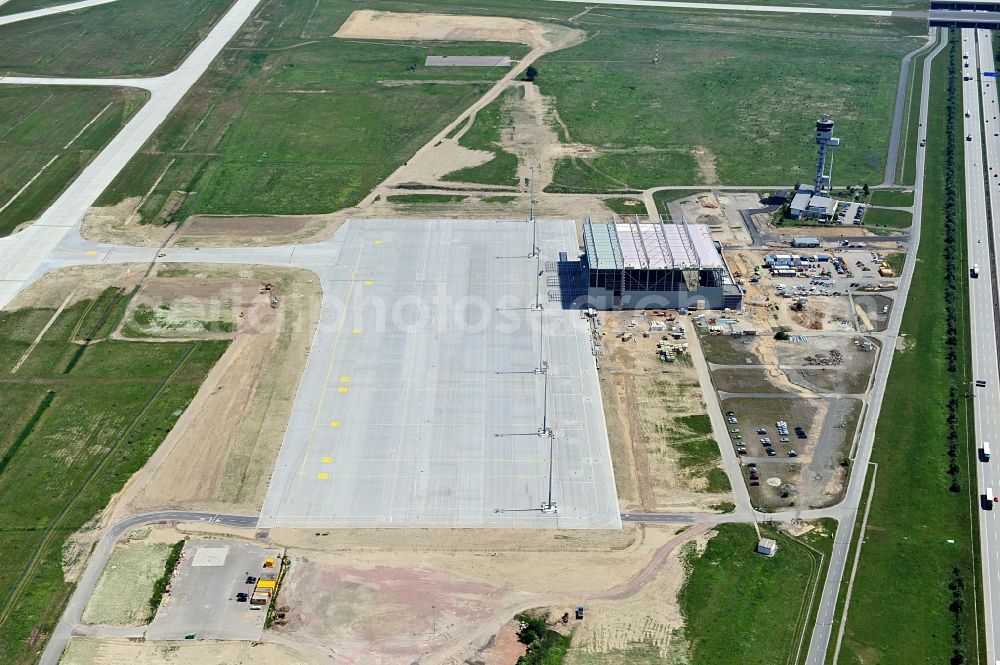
(529, 165), (538, 258)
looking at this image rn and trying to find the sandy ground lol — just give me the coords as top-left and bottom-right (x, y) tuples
(81, 528), (178, 626)
(60, 637), (326, 665)
(5, 264), (147, 311)
(171, 519), (709, 665)
(597, 313), (731, 513)
(334, 10), (581, 51)
(81, 197), (175, 248)
(108, 264), (323, 517)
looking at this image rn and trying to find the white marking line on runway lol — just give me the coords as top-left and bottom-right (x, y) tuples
(546, 0), (892, 16)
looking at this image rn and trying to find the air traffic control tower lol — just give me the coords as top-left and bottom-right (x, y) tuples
(812, 114), (840, 195)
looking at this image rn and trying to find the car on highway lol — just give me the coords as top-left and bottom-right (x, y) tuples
(976, 379), (987, 387)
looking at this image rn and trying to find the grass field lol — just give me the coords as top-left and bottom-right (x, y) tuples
(679, 522), (833, 664)
(863, 207), (912, 228)
(0, 0), (234, 77)
(603, 196), (646, 215)
(836, 32), (981, 664)
(443, 87), (520, 186)
(0, 288), (227, 663)
(868, 189), (915, 206)
(0, 85), (146, 237)
(535, 12), (922, 190)
(97, 0), (524, 224)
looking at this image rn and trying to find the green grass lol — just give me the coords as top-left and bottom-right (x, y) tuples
(0, 0), (235, 77)
(0, 290), (227, 663)
(679, 522), (832, 665)
(884, 252), (906, 275)
(603, 197), (645, 215)
(148, 540), (184, 619)
(443, 88), (520, 187)
(674, 414), (712, 435)
(862, 207), (912, 228)
(97, 1), (520, 224)
(483, 195), (518, 203)
(535, 12), (922, 189)
(0, 86), (146, 237)
(386, 193), (469, 203)
(837, 32), (980, 665)
(868, 189), (914, 206)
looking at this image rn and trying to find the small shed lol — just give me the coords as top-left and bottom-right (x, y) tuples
(756, 538), (778, 557)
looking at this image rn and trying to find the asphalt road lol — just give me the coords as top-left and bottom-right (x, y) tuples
(883, 34), (941, 187)
(966, 27), (1000, 665)
(40, 512), (257, 665)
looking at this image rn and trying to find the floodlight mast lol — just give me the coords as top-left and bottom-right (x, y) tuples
(530, 165), (538, 258)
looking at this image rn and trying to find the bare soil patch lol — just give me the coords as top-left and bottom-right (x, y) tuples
(80, 197), (175, 248)
(60, 637), (325, 665)
(165, 520), (706, 665)
(691, 147), (718, 185)
(111, 264), (322, 517)
(5, 264), (145, 312)
(181, 215), (307, 238)
(597, 313), (729, 512)
(334, 10), (582, 51)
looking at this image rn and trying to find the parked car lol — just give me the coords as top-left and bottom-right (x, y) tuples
(766, 448), (777, 456)
(730, 428), (740, 433)
(788, 450), (798, 458)
(757, 428), (767, 435)
(726, 411), (736, 417)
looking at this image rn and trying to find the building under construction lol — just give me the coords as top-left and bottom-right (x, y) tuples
(582, 218), (742, 311)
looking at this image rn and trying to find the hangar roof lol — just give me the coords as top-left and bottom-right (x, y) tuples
(584, 221), (723, 271)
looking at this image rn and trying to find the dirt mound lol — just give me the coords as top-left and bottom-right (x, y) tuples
(334, 10), (583, 52)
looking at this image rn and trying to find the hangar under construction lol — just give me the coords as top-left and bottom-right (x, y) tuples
(582, 218), (743, 311)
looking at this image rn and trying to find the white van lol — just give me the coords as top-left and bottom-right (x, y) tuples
(986, 488), (995, 510)
(984, 442), (992, 462)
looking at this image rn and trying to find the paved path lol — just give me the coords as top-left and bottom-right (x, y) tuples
(883, 32), (940, 187)
(0, 0), (120, 26)
(40, 511), (257, 665)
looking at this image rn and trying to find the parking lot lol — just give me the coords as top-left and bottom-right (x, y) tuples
(146, 540), (282, 641)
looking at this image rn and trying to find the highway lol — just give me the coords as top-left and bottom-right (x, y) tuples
(966, 26), (1000, 665)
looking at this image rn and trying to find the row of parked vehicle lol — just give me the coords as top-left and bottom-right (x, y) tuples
(727, 411), (806, 458)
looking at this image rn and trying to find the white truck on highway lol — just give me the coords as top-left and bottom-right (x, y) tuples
(972, 264), (980, 278)
(983, 441), (992, 462)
